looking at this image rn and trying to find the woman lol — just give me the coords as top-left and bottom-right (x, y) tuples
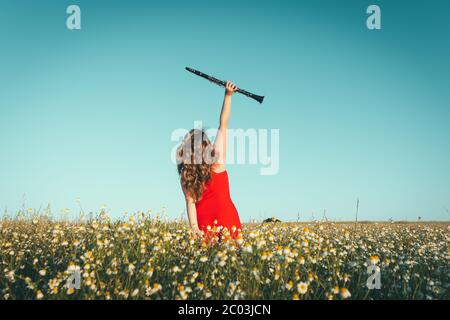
(177, 81), (242, 240)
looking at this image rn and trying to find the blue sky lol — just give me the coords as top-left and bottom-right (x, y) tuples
(0, 0), (449, 221)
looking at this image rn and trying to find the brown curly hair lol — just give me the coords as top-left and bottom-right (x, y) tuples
(177, 129), (217, 202)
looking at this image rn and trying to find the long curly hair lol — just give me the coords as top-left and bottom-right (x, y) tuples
(177, 129), (217, 202)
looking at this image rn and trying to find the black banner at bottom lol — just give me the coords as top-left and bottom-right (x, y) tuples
(0, 299), (445, 318)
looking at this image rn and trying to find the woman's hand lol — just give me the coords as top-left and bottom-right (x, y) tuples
(225, 80), (238, 97)
(191, 226), (203, 240)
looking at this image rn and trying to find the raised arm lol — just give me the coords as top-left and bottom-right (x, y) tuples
(214, 81), (238, 168)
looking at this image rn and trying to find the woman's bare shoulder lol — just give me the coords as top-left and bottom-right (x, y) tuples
(212, 163), (226, 174)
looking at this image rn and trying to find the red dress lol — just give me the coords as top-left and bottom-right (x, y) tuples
(196, 170), (242, 239)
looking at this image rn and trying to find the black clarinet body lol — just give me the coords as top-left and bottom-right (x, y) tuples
(185, 67), (264, 104)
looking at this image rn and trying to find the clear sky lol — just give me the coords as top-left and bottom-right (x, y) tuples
(1, 0), (449, 221)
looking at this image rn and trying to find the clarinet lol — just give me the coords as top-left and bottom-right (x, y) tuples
(185, 67), (264, 104)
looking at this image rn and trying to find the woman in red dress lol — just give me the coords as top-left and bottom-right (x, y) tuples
(177, 81), (242, 240)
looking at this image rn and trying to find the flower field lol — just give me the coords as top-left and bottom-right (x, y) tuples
(0, 213), (448, 300)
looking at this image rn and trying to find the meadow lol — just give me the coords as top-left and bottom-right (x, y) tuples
(0, 211), (448, 300)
